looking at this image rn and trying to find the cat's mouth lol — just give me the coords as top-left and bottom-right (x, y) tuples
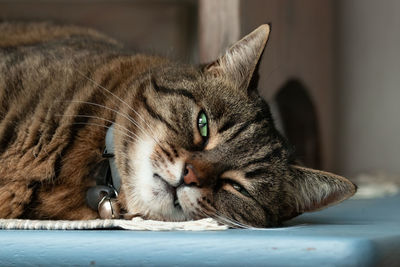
(153, 173), (182, 209)
(173, 192), (180, 208)
(169, 184), (181, 209)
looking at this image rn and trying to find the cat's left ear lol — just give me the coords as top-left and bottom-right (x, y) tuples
(281, 165), (357, 221)
(203, 24), (270, 93)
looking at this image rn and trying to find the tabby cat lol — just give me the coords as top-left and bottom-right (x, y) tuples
(0, 22), (356, 227)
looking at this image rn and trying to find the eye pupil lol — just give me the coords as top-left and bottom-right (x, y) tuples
(231, 181), (251, 198)
(233, 183), (241, 191)
(198, 112), (208, 138)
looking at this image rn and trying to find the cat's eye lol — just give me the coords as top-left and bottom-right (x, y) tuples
(197, 111), (208, 138)
(231, 181), (251, 198)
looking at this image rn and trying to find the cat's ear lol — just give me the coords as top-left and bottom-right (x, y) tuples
(203, 24), (270, 92)
(281, 165), (357, 220)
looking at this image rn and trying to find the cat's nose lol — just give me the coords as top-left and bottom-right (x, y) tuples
(183, 164), (200, 186)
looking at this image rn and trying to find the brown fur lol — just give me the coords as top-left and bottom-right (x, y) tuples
(0, 22), (356, 227)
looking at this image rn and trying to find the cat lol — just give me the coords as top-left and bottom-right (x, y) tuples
(0, 21), (356, 227)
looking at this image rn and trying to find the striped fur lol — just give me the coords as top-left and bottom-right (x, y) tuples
(0, 22), (356, 227)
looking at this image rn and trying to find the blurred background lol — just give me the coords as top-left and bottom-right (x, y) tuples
(1, 0), (399, 185)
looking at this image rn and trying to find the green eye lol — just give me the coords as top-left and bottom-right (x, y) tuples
(198, 111), (208, 138)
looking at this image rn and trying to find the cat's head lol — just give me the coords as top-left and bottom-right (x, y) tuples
(114, 25), (356, 227)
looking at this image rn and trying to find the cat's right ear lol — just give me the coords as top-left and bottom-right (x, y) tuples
(203, 24), (270, 93)
(280, 165), (357, 221)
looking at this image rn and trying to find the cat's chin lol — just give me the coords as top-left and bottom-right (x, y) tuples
(124, 182), (189, 222)
(124, 174), (205, 222)
(176, 186), (210, 221)
(124, 168), (194, 222)
(143, 182), (206, 222)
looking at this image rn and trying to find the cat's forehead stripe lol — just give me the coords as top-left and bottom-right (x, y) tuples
(245, 168), (269, 179)
(140, 95), (179, 135)
(221, 170), (251, 187)
(240, 145), (284, 169)
(217, 119), (236, 134)
(225, 113), (268, 144)
(151, 79), (195, 102)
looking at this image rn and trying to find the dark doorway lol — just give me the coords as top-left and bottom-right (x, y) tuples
(275, 79), (321, 169)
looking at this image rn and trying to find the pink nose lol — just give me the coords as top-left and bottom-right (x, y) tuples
(183, 164), (200, 186)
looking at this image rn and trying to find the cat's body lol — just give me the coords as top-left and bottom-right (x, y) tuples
(0, 22), (356, 227)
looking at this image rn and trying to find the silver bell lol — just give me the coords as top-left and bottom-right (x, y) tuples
(98, 196), (120, 219)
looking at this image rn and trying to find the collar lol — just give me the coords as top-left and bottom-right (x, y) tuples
(104, 124), (122, 193)
(86, 123), (122, 216)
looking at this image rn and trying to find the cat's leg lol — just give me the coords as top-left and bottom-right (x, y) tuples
(31, 183), (99, 220)
(0, 180), (35, 218)
(0, 179), (98, 219)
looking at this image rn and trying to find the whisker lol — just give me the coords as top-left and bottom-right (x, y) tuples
(215, 211), (252, 229)
(197, 208), (237, 228)
(53, 123), (135, 170)
(58, 100), (143, 135)
(56, 114), (141, 141)
(55, 151), (133, 178)
(212, 212), (247, 229)
(196, 203), (231, 227)
(58, 100), (163, 148)
(198, 203), (252, 229)
(76, 70), (160, 138)
(70, 122), (139, 144)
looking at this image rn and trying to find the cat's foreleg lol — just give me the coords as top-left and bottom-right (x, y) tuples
(0, 180), (35, 218)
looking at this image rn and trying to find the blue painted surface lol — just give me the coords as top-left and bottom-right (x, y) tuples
(1, 195), (399, 266)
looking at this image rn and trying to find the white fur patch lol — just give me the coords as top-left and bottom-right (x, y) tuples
(126, 137), (155, 213)
(125, 135), (188, 221)
(127, 135), (156, 206)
